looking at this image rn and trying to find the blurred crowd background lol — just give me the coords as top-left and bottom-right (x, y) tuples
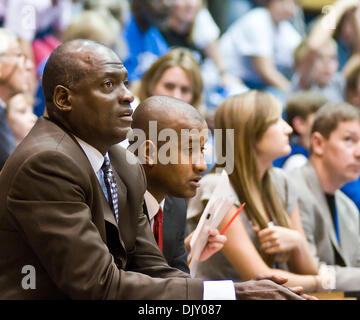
(1, 0), (359, 209)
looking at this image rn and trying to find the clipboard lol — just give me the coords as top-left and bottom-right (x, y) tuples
(187, 170), (235, 278)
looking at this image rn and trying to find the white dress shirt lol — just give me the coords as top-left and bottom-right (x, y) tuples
(144, 190), (165, 230)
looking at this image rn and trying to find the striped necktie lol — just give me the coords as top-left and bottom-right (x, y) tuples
(101, 154), (119, 223)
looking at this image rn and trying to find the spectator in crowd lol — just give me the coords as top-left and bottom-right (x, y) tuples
(121, 0), (172, 84)
(0, 100), (15, 171)
(346, 63), (360, 107)
(3, 0), (73, 70)
(83, 0), (130, 28)
(129, 95), (226, 273)
(342, 65), (360, 210)
(333, 0), (360, 71)
(62, 10), (120, 49)
(6, 93), (37, 145)
(162, 0), (243, 93)
(213, 0), (301, 93)
(0, 28), (33, 170)
(291, 0), (360, 103)
(0, 39), (307, 300)
(81, 0), (130, 58)
(187, 91), (325, 293)
(136, 47), (204, 111)
(276, 87), (360, 211)
(291, 102), (360, 291)
(273, 91), (328, 171)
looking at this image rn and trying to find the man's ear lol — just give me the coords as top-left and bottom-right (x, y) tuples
(311, 132), (325, 156)
(53, 85), (72, 112)
(139, 140), (157, 167)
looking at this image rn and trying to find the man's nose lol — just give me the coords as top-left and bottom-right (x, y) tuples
(354, 141), (360, 159)
(118, 85), (134, 103)
(193, 153), (207, 173)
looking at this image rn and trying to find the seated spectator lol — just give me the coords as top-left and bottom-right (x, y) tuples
(162, 0), (205, 62)
(343, 63), (360, 210)
(273, 91), (328, 171)
(346, 63), (360, 107)
(6, 93), (37, 145)
(187, 91), (325, 293)
(333, 0), (360, 71)
(83, 0), (130, 28)
(0, 28), (33, 169)
(129, 95), (226, 273)
(81, 0), (130, 58)
(291, 0), (360, 103)
(213, 0), (301, 93)
(62, 10), (120, 49)
(136, 48), (204, 111)
(121, 0), (172, 84)
(0, 98), (15, 171)
(162, 0), (244, 93)
(290, 102), (360, 291)
(3, 0), (72, 70)
(279, 86), (360, 211)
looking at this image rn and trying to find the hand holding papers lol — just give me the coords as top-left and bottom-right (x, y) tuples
(187, 170), (236, 278)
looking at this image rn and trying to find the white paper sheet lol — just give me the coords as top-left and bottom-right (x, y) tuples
(188, 170), (235, 278)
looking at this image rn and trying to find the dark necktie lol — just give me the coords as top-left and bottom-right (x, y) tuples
(153, 206), (163, 252)
(101, 154), (119, 223)
(334, 204), (340, 245)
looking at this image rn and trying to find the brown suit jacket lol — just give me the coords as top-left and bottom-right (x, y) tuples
(0, 117), (203, 299)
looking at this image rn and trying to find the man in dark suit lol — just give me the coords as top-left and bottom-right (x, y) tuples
(0, 39), (306, 299)
(131, 96), (226, 273)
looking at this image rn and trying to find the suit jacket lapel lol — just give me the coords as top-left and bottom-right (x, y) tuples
(305, 163), (345, 259)
(335, 191), (353, 266)
(45, 117), (125, 249)
(163, 196), (174, 257)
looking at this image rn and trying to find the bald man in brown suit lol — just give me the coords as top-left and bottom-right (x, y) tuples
(0, 39), (306, 300)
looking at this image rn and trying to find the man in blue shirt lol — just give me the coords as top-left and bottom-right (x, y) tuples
(122, 0), (171, 82)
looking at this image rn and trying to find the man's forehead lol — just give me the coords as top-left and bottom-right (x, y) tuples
(330, 120), (360, 137)
(73, 45), (123, 68)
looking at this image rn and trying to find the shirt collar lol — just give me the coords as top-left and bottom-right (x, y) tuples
(144, 190), (165, 221)
(74, 136), (104, 174)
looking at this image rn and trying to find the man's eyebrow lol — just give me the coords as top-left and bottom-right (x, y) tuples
(343, 130), (360, 135)
(104, 62), (125, 67)
(102, 68), (129, 79)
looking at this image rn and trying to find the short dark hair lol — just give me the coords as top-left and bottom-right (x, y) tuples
(312, 102), (360, 139)
(346, 65), (360, 97)
(42, 40), (92, 104)
(286, 91), (328, 135)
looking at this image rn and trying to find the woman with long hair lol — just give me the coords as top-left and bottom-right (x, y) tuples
(136, 47), (204, 110)
(187, 90), (324, 292)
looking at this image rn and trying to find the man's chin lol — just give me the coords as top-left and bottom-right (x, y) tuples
(116, 127), (132, 143)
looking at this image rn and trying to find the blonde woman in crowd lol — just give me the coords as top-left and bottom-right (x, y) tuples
(187, 90), (326, 293)
(136, 47), (204, 111)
